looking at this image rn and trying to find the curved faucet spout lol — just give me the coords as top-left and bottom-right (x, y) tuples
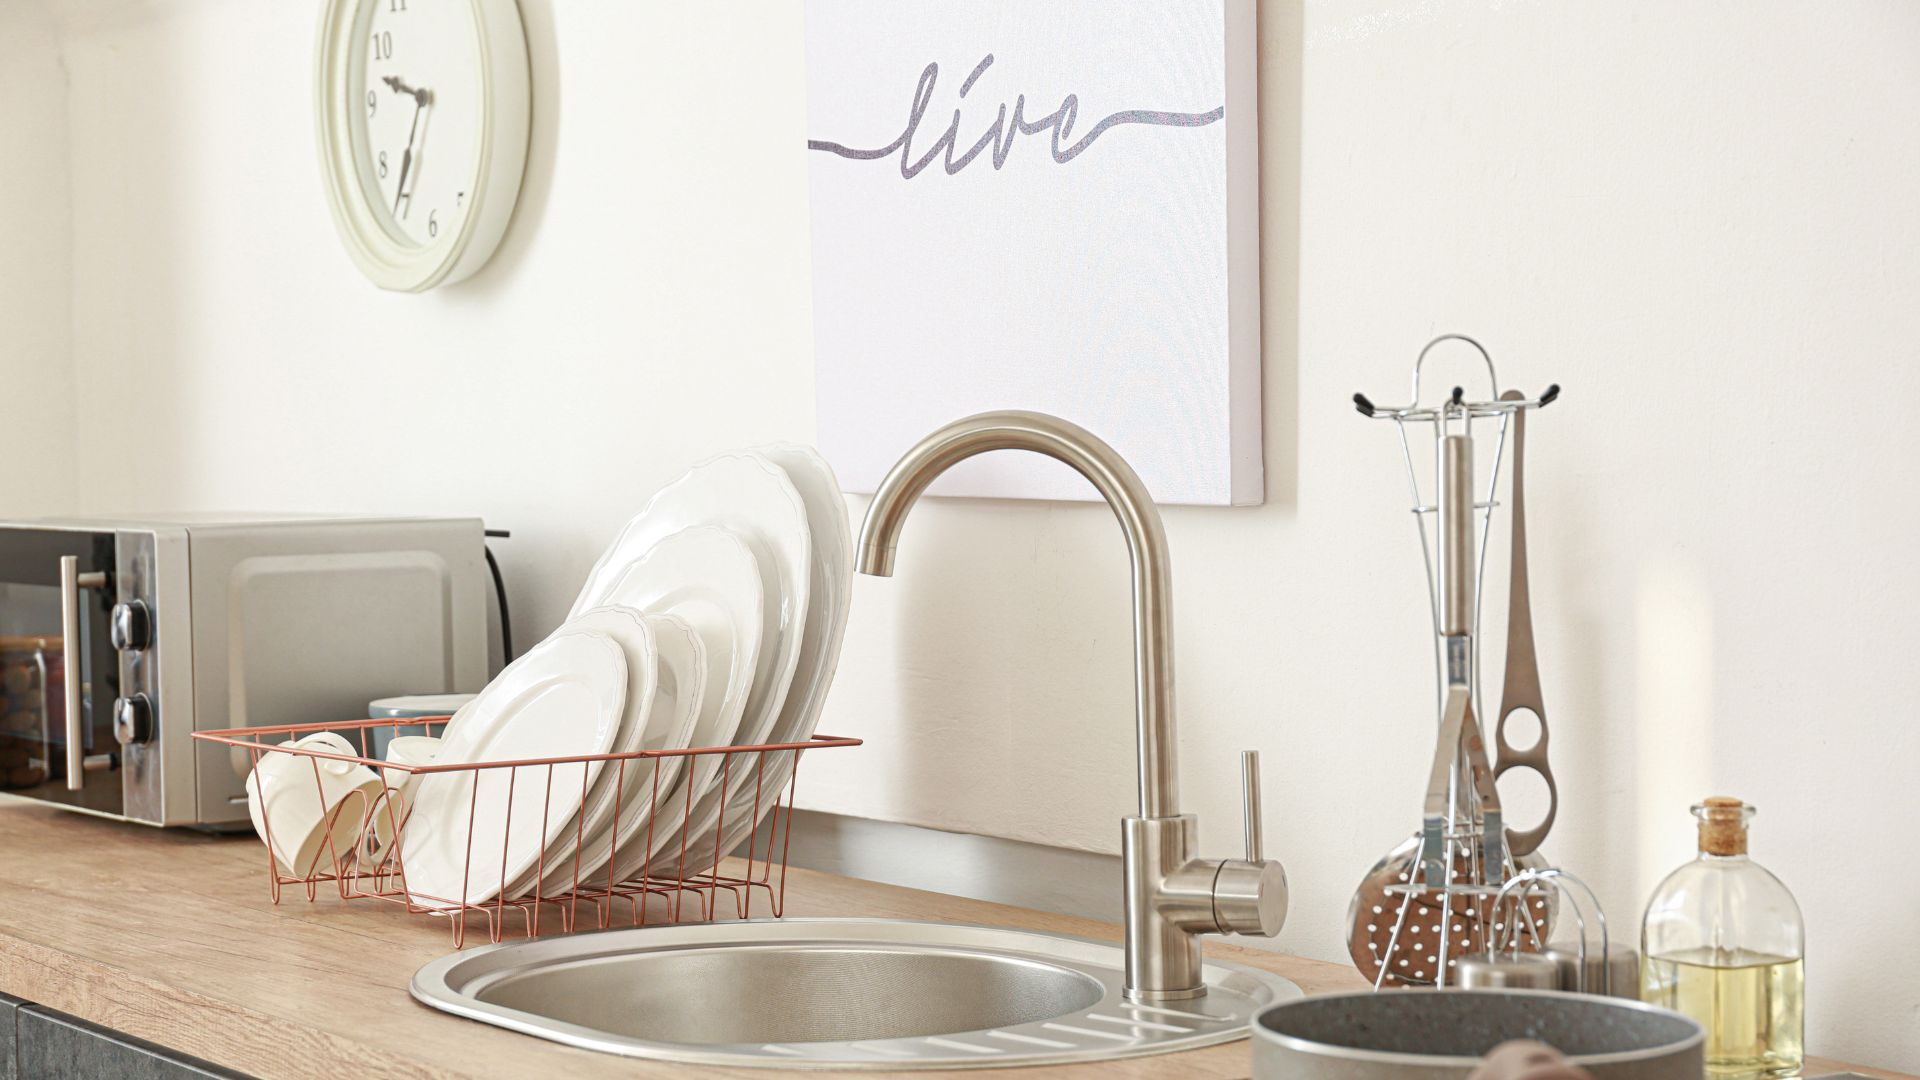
(854, 410), (1177, 819)
(857, 409), (1287, 1001)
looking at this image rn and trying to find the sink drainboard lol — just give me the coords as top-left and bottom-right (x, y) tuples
(412, 918), (1303, 1070)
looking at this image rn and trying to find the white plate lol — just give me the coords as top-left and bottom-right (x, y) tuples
(588, 525), (763, 885)
(368, 693), (476, 718)
(572, 452), (812, 873)
(543, 610), (706, 892)
(400, 631), (626, 909)
(502, 608), (659, 897)
(700, 444), (856, 867)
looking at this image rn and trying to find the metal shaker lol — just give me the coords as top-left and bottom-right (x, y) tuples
(1456, 951), (1564, 990)
(1543, 943), (1641, 998)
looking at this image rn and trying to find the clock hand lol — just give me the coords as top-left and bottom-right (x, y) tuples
(390, 88), (432, 218)
(381, 74), (429, 107)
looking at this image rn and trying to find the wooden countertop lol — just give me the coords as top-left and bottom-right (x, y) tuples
(0, 801), (1904, 1079)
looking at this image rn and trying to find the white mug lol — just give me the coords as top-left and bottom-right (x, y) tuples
(245, 731), (383, 876)
(361, 735), (442, 868)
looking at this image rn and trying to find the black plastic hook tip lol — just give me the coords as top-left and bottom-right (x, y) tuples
(1539, 383), (1561, 406)
(1450, 386), (1466, 406)
(1353, 393), (1376, 417)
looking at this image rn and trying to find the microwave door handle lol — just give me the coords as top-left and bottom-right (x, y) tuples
(58, 556), (108, 792)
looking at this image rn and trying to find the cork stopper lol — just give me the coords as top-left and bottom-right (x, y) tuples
(1693, 796), (1754, 856)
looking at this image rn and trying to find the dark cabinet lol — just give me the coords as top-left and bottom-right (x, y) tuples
(0, 993), (249, 1080)
(2, 991), (19, 1080)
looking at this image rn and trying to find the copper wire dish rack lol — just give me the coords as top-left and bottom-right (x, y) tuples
(192, 718), (861, 947)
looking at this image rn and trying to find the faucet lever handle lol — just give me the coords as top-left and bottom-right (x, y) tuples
(1215, 751), (1288, 938)
(1240, 750), (1262, 863)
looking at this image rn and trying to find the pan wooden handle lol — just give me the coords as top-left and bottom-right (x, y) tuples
(1470, 1041), (1595, 1080)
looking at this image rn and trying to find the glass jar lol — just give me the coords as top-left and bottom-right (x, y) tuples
(1641, 797), (1804, 1078)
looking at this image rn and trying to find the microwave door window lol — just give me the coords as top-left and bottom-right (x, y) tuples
(0, 579), (121, 812)
(1, 583), (65, 790)
(0, 581), (62, 636)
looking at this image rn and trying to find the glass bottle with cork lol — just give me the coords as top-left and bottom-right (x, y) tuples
(1641, 796), (1804, 1078)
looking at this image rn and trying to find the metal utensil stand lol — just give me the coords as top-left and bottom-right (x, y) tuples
(1353, 334), (1560, 988)
(1485, 868), (1614, 994)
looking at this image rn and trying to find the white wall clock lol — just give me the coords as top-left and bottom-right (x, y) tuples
(315, 0), (530, 292)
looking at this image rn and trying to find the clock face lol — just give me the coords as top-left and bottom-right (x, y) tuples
(349, 0), (483, 250)
(315, 0), (529, 291)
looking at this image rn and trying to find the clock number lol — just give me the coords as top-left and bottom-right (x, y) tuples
(366, 90), (377, 117)
(390, 0), (407, 10)
(378, 151), (388, 179)
(428, 210), (439, 238)
(371, 31), (393, 61)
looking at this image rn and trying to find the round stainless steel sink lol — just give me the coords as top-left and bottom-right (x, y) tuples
(412, 918), (1303, 1070)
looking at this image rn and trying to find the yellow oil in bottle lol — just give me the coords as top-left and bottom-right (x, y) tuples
(1642, 947), (1804, 1079)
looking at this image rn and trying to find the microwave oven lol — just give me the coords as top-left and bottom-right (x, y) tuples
(0, 514), (488, 827)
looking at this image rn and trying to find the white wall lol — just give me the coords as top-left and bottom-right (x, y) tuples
(0, 0), (74, 516)
(21, 0), (1920, 1068)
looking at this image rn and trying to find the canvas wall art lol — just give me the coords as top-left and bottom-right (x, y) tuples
(806, 0), (1262, 505)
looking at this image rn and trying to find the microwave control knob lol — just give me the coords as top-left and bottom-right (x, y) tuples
(110, 601), (153, 651)
(112, 694), (153, 746)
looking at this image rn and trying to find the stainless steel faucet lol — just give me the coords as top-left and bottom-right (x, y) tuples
(855, 410), (1288, 1001)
